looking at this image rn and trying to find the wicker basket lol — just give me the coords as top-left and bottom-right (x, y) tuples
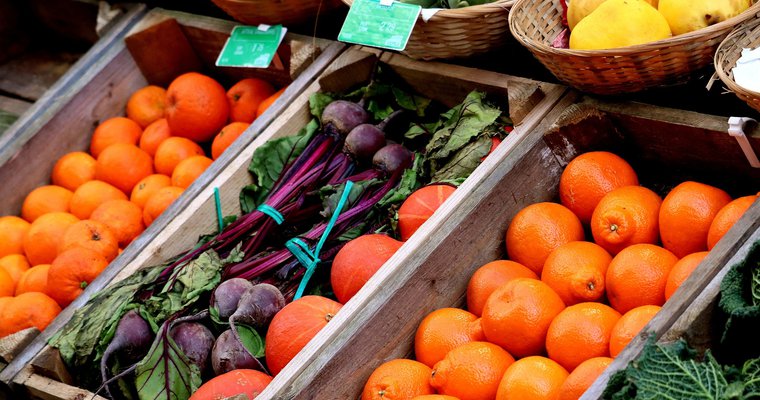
(212, 0), (345, 26)
(342, 0), (514, 60)
(509, 0), (760, 95)
(715, 12), (760, 113)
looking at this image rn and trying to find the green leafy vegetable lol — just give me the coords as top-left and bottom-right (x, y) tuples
(0, 110), (18, 134)
(309, 93), (334, 119)
(239, 119), (318, 213)
(235, 324), (265, 358)
(605, 339), (729, 400)
(144, 251), (225, 322)
(134, 322), (202, 400)
(719, 240), (760, 360)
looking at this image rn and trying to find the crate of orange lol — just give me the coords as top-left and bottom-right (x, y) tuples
(0, 46), (567, 398)
(0, 7), (340, 379)
(243, 93), (756, 400)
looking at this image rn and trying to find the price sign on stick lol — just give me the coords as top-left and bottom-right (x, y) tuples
(338, 0), (421, 51)
(216, 24), (287, 68)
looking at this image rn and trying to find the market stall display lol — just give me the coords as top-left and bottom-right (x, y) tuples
(256, 92), (760, 399)
(0, 7), (339, 383)
(3, 46), (565, 400)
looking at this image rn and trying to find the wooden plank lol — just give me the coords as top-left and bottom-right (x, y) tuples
(0, 11), (345, 386)
(13, 367), (107, 400)
(257, 81), (568, 400)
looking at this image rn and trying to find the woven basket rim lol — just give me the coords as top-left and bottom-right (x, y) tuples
(715, 13), (760, 97)
(341, 0), (515, 20)
(509, 0), (760, 57)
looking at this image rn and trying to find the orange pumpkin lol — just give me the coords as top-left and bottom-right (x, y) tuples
(398, 185), (456, 241)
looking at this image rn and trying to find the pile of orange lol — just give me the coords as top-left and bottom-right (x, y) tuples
(0, 73), (284, 340)
(361, 151), (758, 400)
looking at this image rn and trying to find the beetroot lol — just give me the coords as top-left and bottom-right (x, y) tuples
(321, 100), (369, 136)
(211, 278), (254, 320)
(211, 329), (263, 375)
(230, 283), (286, 332)
(99, 310), (152, 397)
(373, 144), (413, 175)
(170, 322), (215, 374)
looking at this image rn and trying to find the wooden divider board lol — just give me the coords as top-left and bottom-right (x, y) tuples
(260, 91), (760, 399)
(0, 8), (344, 387)
(8, 46), (566, 399)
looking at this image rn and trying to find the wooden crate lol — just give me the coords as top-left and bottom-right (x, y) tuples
(0, 7), (341, 383)
(254, 91), (760, 399)
(4, 46), (568, 399)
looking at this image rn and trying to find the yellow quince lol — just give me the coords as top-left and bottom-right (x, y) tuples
(569, 0), (672, 50)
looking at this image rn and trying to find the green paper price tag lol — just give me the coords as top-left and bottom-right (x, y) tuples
(216, 25), (287, 68)
(338, 0), (421, 51)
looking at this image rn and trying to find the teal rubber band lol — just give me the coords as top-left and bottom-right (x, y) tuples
(291, 180), (355, 300)
(256, 204), (284, 225)
(214, 188), (223, 232)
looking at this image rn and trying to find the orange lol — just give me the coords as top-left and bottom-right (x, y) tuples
(0, 254), (30, 287)
(47, 247), (109, 307)
(398, 185), (456, 241)
(21, 185), (73, 222)
(609, 305), (661, 357)
(166, 72), (230, 143)
(431, 342), (515, 400)
(414, 308), (485, 368)
(139, 118), (172, 157)
(126, 85), (167, 128)
(91, 200), (145, 248)
(558, 357), (613, 400)
(51, 152), (97, 191)
(171, 156), (213, 189)
(0, 292), (61, 337)
(495, 356), (569, 400)
(665, 251), (708, 300)
(606, 244), (678, 314)
(559, 151), (639, 224)
(545, 302), (621, 371)
(331, 234), (403, 304)
(0, 297), (10, 314)
(23, 212), (80, 266)
(95, 143), (154, 194)
(265, 295), (342, 375)
(590, 186), (662, 255)
(0, 268), (13, 297)
(227, 78), (275, 123)
(211, 122), (250, 160)
(707, 195), (758, 250)
(59, 220), (119, 262)
(481, 278), (566, 358)
(362, 359), (434, 400)
(70, 180), (128, 220)
(505, 202), (584, 275)
(90, 117), (142, 158)
(466, 260), (538, 317)
(256, 87), (285, 119)
(143, 186), (184, 226)
(154, 137), (205, 176)
(412, 396), (461, 400)
(15, 264), (49, 296)
(541, 241), (612, 306)
(130, 174), (172, 209)
(189, 369), (272, 400)
(659, 181), (732, 257)
(0, 216), (31, 257)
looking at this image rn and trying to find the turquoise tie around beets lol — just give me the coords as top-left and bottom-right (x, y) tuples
(288, 181), (355, 300)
